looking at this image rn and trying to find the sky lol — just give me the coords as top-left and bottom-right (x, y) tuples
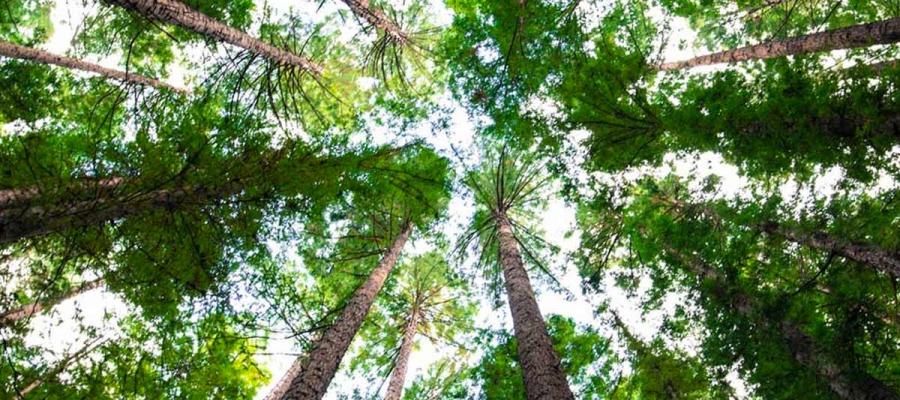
(6, 0), (898, 399)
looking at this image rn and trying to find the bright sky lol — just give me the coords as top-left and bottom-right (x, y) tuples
(7, 1), (899, 399)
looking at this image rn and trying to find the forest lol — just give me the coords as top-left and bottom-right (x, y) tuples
(0, 0), (898, 399)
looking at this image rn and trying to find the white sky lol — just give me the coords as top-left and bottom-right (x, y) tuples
(5, 1), (898, 399)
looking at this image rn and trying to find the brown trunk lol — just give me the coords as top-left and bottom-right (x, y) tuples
(0, 177), (126, 209)
(103, 0), (322, 74)
(761, 222), (900, 279)
(0, 181), (244, 244)
(496, 213), (574, 400)
(17, 336), (106, 398)
(341, 0), (410, 45)
(265, 358), (304, 400)
(660, 17), (900, 70)
(0, 279), (104, 326)
(665, 246), (900, 400)
(384, 306), (419, 400)
(281, 222), (413, 400)
(0, 41), (187, 93)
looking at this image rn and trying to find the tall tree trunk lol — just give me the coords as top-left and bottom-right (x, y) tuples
(281, 222), (413, 400)
(0, 41), (186, 93)
(665, 245), (900, 400)
(760, 222), (900, 279)
(0, 279), (104, 326)
(385, 305), (419, 400)
(103, 0), (322, 75)
(659, 17), (900, 70)
(340, 0), (410, 45)
(0, 181), (244, 244)
(653, 196), (900, 279)
(265, 358), (304, 400)
(17, 336), (106, 398)
(495, 213), (574, 400)
(0, 177), (126, 209)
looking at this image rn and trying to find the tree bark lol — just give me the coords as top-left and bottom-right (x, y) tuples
(103, 0), (322, 74)
(665, 246), (900, 400)
(281, 222), (413, 400)
(385, 305), (419, 400)
(0, 181), (244, 245)
(0, 177), (126, 209)
(495, 213), (574, 400)
(265, 358), (304, 400)
(0, 279), (104, 326)
(659, 17), (900, 70)
(760, 222), (900, 279)
(0, 41), (187, 93)
(340, 0), (410, 45)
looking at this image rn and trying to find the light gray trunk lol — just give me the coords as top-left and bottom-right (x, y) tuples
(281, 222), (413, 400)
(0, 41), (186, 92)
(496, 213), (575, 400)
(384, 306), (419, 400)
(340, 0), (410, 45)
(104, 0), (322, 74)
(660, 17), (900, 70)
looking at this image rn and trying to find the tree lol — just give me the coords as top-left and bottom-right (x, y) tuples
(659, 17), (900, 70)
(0, 41), (186, 92)
(278, 145), (451, 399)
(102, 0), (322, 75)
(0, 278), (103, 327)
(457, 148), (574, 399)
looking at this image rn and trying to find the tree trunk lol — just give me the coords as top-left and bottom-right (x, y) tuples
(665, 246), (900, 400)
(0, 41), (186, 93)
(495, 213), (574, 400)
(340, 0), (410, 45)
(659, 17), (900, 70)
(0, 177), (127, 209)
(0, 181), (244, 244)
(385, 306), (419, 400)
(0, 279), (104, 326)
(265, 358), (304, 400)
(760, 222), (900, 279)
(17, 336), (106, 398)
(281, 222), (413, 400)
(103, 0), (322, 74)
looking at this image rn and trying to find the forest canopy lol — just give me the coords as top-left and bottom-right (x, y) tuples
(0, 0), (898, 399)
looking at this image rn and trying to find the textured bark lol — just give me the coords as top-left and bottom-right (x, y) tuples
(265, 358), (304, 400)
(385, 306), (419, 400)
(660, 17), (900, 70)
(0, 41), (186, 93)
(0, 177), (126, 209)
(496, 214), (574, 400)
(0, 181), (244, 244)
(761, 222), (900, 279)
(666, 246), (900, 400)
(282, 222), (413, 400)
(104, 0), (322, 74)
(341, 0), (410, 45)
(0, 279), (104, 326)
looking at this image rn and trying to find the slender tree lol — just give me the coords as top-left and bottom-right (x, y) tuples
(659, 17), (900, 70)
(0, 41), (186, 92)
(341, 0), (410, 46)
(0, 278), (104, 327)
(384, 300), (419, 400)
(15, 336), (107, 398)
(458, 149), (574, 400)
(102, 0), (322, 75)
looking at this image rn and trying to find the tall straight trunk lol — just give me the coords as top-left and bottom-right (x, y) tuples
(0, 177), (126, 209)
(340, 0), (410, 45)
(0, 181), (243, 244)
(384, 306), (419, 400)
(665, 246), (900, 400)
(659, 17), (900, 70)
(0, 279), (104, 326)
(495, 213), (574, 400)
(281, 222), (413, 400)
(17, 336), (106, 398)
(103, 0), (322, 75)
(654, 196), (900, 279)
(0, 41), (186, 93)
(761, 222), (900, 279)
